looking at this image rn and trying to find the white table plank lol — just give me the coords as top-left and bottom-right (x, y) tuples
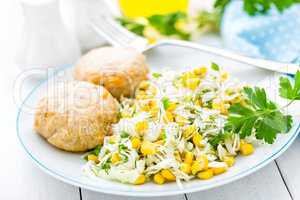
(187, 162), (291, 200)
(0, 95), (80, 200)
(276, 136), (300, 200)
(81, 189), (185, 200)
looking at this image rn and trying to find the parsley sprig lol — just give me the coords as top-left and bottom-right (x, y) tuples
(226, 71), (300, 144)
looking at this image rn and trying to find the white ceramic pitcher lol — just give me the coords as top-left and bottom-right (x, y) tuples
(16, 0), (81, 70)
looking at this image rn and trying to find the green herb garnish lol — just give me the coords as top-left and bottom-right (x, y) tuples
(226, 71), (300, 144)
(120, 131), (130, 138)
(101, 161), (111, 174)
(152, 72), (162, 78)
(119, 144), (128, 152)
(162, 97), (170, 110)
(211, 62), (220, 71)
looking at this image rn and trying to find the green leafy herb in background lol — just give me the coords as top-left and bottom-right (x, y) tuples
(215, 0), (300, 15)
(117, 12), (191, 40)
(148, 12), (191, 40)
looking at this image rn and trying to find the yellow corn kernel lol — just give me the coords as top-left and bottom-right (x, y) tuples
(140, 104), (150, 112)
(153, 173), (165, 184)
(184, 151), (194, 164)
(131, 137), (141, 150)
(183, 125), (197, 138)
(197, 169), (214, 180)
(220, 72), (229, 82)
(197, 155), (208, 169)
(174, 151), (182, 162)
(167, 102), (177, 111)
(141, 141), (156, 156)
(180, 163), (191, 174)
(224, 156), (235, 167)
(155, 140), (165, 145)
(212, 99), (222, 110)
(150, 107), (159, 118)
(161, 169), (176, 181)
(163, 111), (174, 123)
(193, 67), (207, 77)
(87, 154), (98, 162)
(134, 174), (146, 185)
(192, 133), (203, 147)
(148, 100), (158, 109)
(175, 115), (189, 126)
(139, 81), (150, 90)
(191, 161), (202, 175)
(212, 99), (228, 115)
(231, 95), (242, 104)
(111, 153), (121, 164)
(182, 72), (196, 83)
(195, 99), (202, 106)
(185, 78), (201, 91)
(135, 121), (149, 134)
(212, 167), (227, 175)
(193, 155), (208, 174)
(240, 142), (254, 156)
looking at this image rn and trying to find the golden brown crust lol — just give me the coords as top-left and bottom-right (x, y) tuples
(34, 81), (119, 152)
(73, 47), (149, 99)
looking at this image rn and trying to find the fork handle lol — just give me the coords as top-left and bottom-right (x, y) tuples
(155, 39), (299, 75)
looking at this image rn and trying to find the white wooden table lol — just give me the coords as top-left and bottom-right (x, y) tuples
(1, 1), (299, 200)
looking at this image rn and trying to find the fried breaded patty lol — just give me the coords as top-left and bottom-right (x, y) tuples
(34, 81), (119, 152)
(73, 47), (149, 99)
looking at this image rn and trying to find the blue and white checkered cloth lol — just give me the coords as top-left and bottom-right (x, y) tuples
(221, 1), (300, 63)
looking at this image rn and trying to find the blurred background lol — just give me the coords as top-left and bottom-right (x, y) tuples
(9, 0), (300, 71)
(0, 0), (298, 108)
(0, 1), (299, 198)
(0, 0), (299, 114)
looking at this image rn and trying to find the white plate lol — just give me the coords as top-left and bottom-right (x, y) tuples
(17, 44), (300, 197)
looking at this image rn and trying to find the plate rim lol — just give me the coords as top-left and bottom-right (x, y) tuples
(16, 65), (300, 197)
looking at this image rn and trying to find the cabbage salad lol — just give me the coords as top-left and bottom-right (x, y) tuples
(83, 65), (257, 186)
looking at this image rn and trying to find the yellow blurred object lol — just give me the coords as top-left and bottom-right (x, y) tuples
(119, 0), (189, 18)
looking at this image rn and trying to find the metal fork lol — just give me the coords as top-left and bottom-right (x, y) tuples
(90, 16), (299, 75)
